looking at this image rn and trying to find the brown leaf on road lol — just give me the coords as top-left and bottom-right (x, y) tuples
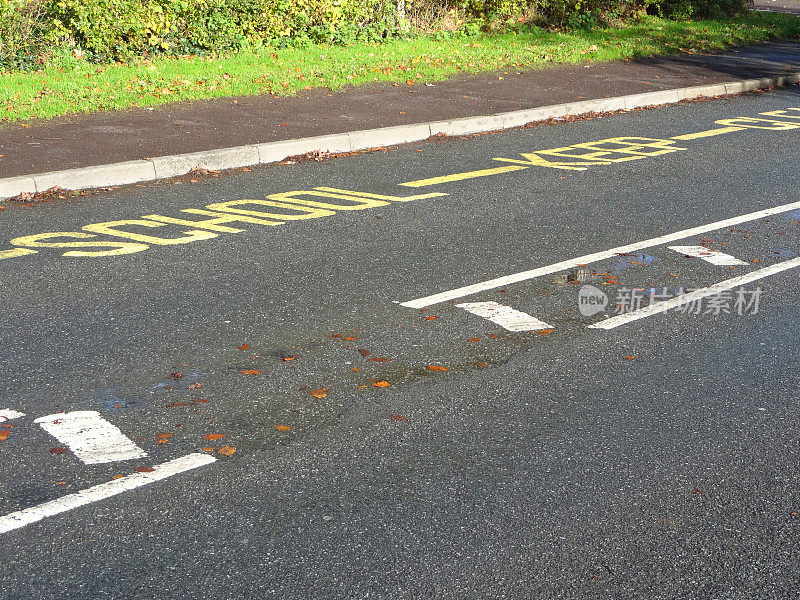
(217, 445), (236, 456)
(156, 433), (174, 439)
(352, 367), (361, 373)
(389, 415), (408, 421)
(373, 381), (391, 388)
(310, 388), (328, 398)
(0, 431), (9, 441)
(188, 382), (202, 389)
(203, 433), (225, 441)
(624, 356), (635, 360)
(424, 315), (438, 320)
(467, 338), (481, 342)
(344, 335), (359, 341)
(281, 354), (296, 361)
(202, 447), (215, 452)
(50, 447), (68, 454)
(167, 372), (183, 380)
(134, 466), (156, 473)
(238, 370), (261, 376)
(426, 365), (449, 372)
(536, 329), (555, 335)
(275, 425), (292, 431)
(358, 349), (370, 357)
(237, 343), (250, 350)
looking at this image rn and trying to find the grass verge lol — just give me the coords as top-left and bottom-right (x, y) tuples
(2, 12), (799, 124)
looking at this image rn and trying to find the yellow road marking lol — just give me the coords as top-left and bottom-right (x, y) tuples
(670, 126), (744, 140)
(399, 165), (528, 188)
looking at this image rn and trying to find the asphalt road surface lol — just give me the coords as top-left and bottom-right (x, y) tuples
(0, 86), (799, 599)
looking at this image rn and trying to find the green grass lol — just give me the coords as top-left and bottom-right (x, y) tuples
(2, 12), (799, 124)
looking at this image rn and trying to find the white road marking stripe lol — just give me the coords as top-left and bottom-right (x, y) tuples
(34, 411), (147, 465)
(456, 301), (553, 331)
(668, 245), (748, 266)
(0, 453), (216, 535)
(399, 199), (800, 308)
(589, 257), (800, 330)
(0, 409), (25, 422)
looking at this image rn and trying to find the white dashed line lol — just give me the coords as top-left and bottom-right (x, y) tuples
(0, 409), (25, 422)
(0, 453), (217, 535)
(456, 301), (553, 331)
(34, 411), (147, 465)
(668, 245), (749, 266)
(589, 257), (800, 329)
(399, 199), (800, 308)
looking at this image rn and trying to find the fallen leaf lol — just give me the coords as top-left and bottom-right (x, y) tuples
(135, 466), (156, 473)
(238, 370), (261, 376)
(112, 474), (124, 479)
(237, 343), (250, 350)
(389, 414), (408, 421)
(50, 447), (68, 454)
(476, 363), (488, 367)
(310, 388), (328, 398)
(167, 372), (183, 380)
(624, 355), (635, 360)
(188, 382), (202, 389)
(536, 329), (555, 335)
(344, 335), (359, 341)
(193, 398), (210, 403)
(275, 425), (292, 431)
(373, 381), (391, 388)
(426, 365), (449, 372)
(281, 354), (296, 361)
(154, 439), (169, 444)
(156, 433), (174, 439)
(203, 433), (225, 441)
(0, 431), (9, 441)
(352, 367), (361, 372)
(358, 349), (370, 357)
(468, 338), (481, 342)
(217, 445), (236, 456)
(424, 315), (438, 320)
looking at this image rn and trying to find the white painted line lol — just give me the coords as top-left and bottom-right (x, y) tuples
(34, 411), (147, 465)
(668, 245), (748, 266)
(0, 453), (216, 535)
(0, 409), (25, 422)
(590, 256), (800, 330)
(456, 301), (553, 331)
(400, 199), (800, 308)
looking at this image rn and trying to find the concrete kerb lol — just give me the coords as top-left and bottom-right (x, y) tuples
(1, 71), (798, 201)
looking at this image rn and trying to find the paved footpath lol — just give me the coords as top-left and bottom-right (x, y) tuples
(0, 41), (799, 179)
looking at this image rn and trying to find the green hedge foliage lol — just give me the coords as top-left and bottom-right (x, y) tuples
(0, 0), (750, 68)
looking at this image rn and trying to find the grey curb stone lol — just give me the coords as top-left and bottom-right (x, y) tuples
(33, 160), (156, 193)
(151, 146), (260, 179)
(0, 176), (37, 199)
(349, 124), (431, 150)
(255, 133), (352, 164)
(1, 72), (797, 200)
